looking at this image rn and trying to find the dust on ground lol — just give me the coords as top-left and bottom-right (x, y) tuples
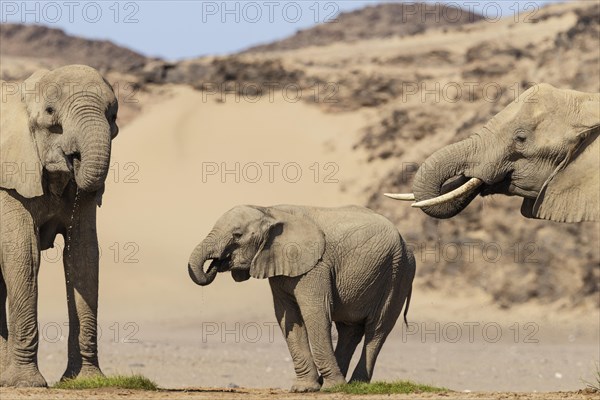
(1, 388), (598, 400)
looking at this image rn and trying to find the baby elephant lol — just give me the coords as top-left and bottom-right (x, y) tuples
(188, 205), (415, 392)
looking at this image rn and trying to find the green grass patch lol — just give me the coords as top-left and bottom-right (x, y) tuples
(325, 380), (448, 395)
(53, 374), (158, 390)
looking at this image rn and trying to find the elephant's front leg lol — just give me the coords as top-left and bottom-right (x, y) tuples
(295, 273), (346, 390)
(0, 205), (46, 387)
(271, 282), (320, 392)
(61, 196), (103, 380)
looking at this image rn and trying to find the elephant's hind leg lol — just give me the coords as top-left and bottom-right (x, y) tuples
(334, 322), (364, 378)
(350, 328), (390, 383)
(350, 291), (403, 382)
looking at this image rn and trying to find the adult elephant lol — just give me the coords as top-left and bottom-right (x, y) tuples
(386, 83), (599, 223)
(188, 205), (415, 392)
(0, 65), (119, 386)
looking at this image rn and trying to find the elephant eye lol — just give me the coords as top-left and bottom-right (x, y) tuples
(514, 129), (528, 143)
(48, 124), (63, 134)
(232, 232), (242, 240)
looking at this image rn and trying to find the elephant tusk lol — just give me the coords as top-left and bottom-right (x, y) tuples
(384, 193), (416, 201)
(411, 178), (483, 208)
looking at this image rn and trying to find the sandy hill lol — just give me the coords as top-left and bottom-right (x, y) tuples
(0, 1), (598, 317)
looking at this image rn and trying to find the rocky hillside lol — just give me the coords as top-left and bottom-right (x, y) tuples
(0, 23), (148, 76)
(0, 2), (483, 86)
(363, 1), (600, 308)
(246, 2), (483, 52)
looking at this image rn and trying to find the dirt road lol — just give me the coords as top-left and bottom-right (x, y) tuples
(1, 388), (598, 400)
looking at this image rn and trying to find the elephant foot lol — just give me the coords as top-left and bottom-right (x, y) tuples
(0, 364), (47, 387)
(61, 363), (103, 381)
(349, 369), (370, 383)
(320, 374), (346, 390)
(290, 378), (321, 393)
(349, 376), (370, 384)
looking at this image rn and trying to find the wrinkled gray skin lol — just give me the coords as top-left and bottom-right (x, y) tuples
(188, 205), (415, 392)
(0, 65), (118, 387)
(412, 83), (599, 222)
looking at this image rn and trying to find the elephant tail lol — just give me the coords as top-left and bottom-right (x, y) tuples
(403, 286), (412, 327)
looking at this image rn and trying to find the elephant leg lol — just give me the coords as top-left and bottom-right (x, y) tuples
(334, 322), (364, 378)
(350, 329), (389, 382)
(300, 306), (345, 389)
(61, 198), (102, 380)
(0, 210), (46, 387)
(350, 300), (400, 383)
(295, 276), (345, 390)
(271, 283), (320, 393)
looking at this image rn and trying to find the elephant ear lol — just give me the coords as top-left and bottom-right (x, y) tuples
(528, 95), (600, 222)
(250, 208), (325, 279)
(0, 76), (44, 198)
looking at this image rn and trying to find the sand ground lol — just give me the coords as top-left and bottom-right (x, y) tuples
(28, 292), (600, 392)
(1, 387), (599, 400)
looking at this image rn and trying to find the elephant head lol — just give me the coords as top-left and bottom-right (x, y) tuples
(386, 83), (600, 223)
(188, 206), (325, 286)
(1, 65), (118, 198)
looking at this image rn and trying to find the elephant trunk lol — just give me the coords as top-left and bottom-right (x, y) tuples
(66, 100), (112, 192)
(188, 234), (222, 286)
(412, 135), (482, 218)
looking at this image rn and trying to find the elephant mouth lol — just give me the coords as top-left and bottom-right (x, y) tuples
(45, 150), (80, 175)
(207, 259), (220, 275)
(432, 172), (520, 204)
(478, 175), (507, 196)
(507, 182), (539, 198)
(213, 253), (233, 272)
(479, 174), (539, 199)
(65, 152), (81, 174)
(216, 253), (250, 272)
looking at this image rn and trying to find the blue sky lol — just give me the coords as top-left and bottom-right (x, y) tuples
(1, 1), (560, 60)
